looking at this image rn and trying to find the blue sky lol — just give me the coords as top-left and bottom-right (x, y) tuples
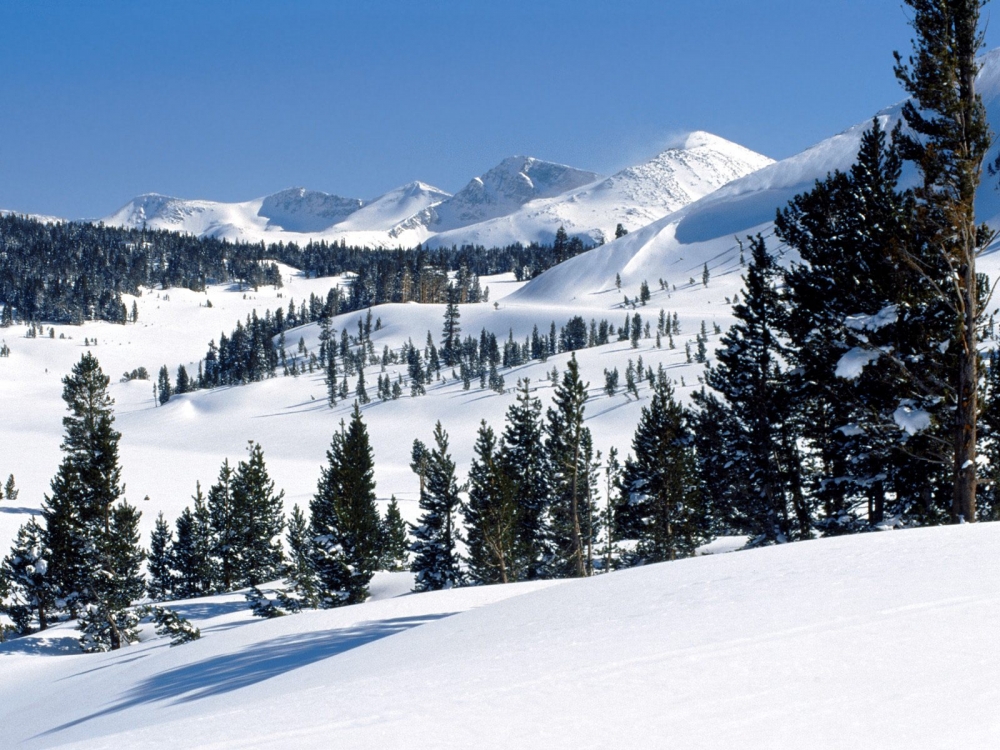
(2, 0), (996, 219)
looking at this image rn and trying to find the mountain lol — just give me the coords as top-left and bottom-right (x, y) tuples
(414, 155), (603, 234)
(102, 182), (449, 243)
(512, 49), (1000, 308)
(426, 132), (773, 248)
(100, 140), (769, 249)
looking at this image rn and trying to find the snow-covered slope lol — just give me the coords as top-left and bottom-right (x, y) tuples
(512, 50), (1000, 309)
(427, 132), (773, 248)
(4, 523), (1000, 748)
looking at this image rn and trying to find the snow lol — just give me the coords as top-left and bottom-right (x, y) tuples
(834, 347), (879, 379)
(893, 403), (933, 435)
(425, 133), (772, 248)
(4, 524), (1000, 748)
(99, 139), (769, 251)
(12, 43), (1000, 750)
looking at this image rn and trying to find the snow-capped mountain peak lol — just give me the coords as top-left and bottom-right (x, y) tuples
(257, 188), (364, 233)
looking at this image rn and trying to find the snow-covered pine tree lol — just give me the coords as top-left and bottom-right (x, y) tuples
(619, 372), (707, 564)
(379, 497), (409, 572)
(893, 0), (992, 523)
(278, 504), (319, 612)
(310, 404), (382, 606)
(410, 422), (464, 591)
(147, 512), (174, 601)
(501, 379), (549, 580)
(777, 118), (947, 529)
(79, 500), (146, 652)
(1, 517), (56, 634)
(464, 421), (520, 584)
(147, 605), (201, 646)
(230, 442), (285, 587)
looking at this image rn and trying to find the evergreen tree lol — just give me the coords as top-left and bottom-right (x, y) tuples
(41, 352), (140, 645)
(207, 459), (238, 591)
(777, 118), (946, 528)
(893, 0), (992, 522)
(147, 512), (174, 601)
(279, 504), (319, 612)
(545, 355), (595, 577)
(464, 421), (520, 584)
(230, 442), (285, 587)
(695, 237), (810, 545)
(79, 500), (145, 652)
(441, 289), (461, 367)
(619, 373), (707, 564)
(175, 364), (191, 395)
(157, 365), (172, 405)
(1, 517), (56, 634)
(410, 422), (463, 591)
(310, 404), (382, 606)
(501, 379), (550, 580)
(379, 497), (409, 571)
(172, 488), (215, 600)
(4, 474), (18, 501)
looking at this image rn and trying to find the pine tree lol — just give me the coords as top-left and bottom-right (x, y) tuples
(1, 517), (56, 634)
(619, 373), (707, 564)
(230, 442), (285, 587)
(41, 352), (140, 645)
(79, 500), (145, 652)
(158, 364), (172, 405)
(310, 404), (382, 606)
(279, 504), (319, 611)
(172, 487), (215, 600)
(545, 354), (595, 577)
(501, 379), (549, 580)
(695, 237), (810, 545)
(777, 118), (945, 528)
(379, 497), (409, 571)
(175, 364), (191, 395)
(464, 421), (519, 584)
(893, 0), (992, 522)
(147, 512), (174, 601)
(207, 459), (238, 591)
(410, 422), (463, 591)
(441, 289), (461, 367)
(4, 474), (18, 501)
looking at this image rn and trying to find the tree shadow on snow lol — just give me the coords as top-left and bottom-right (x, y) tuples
(37, 612), (456, 739)
(0, 505), (41, 515)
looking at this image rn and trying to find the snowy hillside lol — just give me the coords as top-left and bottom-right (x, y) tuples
(512, 49), (1000, 309)
(426, 132), (774, 248)
(3, 522), (999, 748)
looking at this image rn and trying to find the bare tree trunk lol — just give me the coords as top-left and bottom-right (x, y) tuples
(954, 255), (978, 522)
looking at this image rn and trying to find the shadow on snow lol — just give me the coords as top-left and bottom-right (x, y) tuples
(37, 612), (455, 739)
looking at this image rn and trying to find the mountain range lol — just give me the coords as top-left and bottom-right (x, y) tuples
(97, 133), (772, 249)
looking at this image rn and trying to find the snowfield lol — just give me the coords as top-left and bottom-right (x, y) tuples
(3, 524), (1000, 748)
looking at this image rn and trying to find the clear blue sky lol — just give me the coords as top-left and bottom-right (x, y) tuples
(2, 0), (996, 219)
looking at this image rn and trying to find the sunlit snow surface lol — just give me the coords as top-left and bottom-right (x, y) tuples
(3, 526), (1000, 748)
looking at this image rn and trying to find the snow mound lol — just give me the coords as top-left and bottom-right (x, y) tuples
(4, 525), (1000, 748)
